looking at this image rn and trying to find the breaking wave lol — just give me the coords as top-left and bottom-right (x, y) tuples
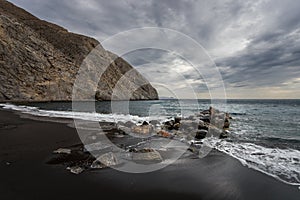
(203, 138), (300, 186)
(0, 103), (167, 124)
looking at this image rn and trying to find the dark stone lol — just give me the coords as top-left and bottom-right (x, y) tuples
(200, 115), (210, 123)
(195, 129), (208, 139)
(142, 121), (149, 126)
(223, 121), (230, 129)
(173, 123), (180, 130)
(163, 120), (175, 130)
(174, 117), (181, 124)
(219, 131), (229, 139)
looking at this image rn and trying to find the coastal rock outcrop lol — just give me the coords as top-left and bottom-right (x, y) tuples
(159, 107), (231, 140)
(0, 0), (158, 101)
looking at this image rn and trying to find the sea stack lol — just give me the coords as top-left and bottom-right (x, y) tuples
(0, 0), (158, 101)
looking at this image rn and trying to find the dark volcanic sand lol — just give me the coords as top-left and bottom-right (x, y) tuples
(0, 109), (299, 200)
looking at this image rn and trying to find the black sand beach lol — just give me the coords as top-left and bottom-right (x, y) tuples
(0, 109), (299, 200)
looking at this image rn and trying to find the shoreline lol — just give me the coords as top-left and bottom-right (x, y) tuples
(0, 109), (299, 200)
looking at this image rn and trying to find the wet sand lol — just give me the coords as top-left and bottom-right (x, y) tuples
(0, 109), (299, 200)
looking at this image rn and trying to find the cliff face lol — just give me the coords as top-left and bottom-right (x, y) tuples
(0, 0), (158, 101)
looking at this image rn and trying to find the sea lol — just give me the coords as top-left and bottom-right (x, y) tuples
(1, 99), (299, 187)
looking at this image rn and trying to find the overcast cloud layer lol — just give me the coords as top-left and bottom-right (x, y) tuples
(9, 0), (300, 99)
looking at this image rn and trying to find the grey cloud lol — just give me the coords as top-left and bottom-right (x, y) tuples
(7, 0), (300, 98)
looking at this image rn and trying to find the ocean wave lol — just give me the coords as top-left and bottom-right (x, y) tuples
(0, 103), (167, 124)
(202, 138), (300, 186)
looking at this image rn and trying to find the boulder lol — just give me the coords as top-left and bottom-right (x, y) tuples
(142, 121), (149, 126)
(131, 149), (163, 162)
(92, 152), (118, 168)
(132, 125), (153, 135)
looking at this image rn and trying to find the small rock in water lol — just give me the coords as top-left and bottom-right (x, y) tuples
(53, 148), (71, 154)
(67, 166), (84, 175)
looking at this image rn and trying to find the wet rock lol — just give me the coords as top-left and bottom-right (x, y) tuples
(53, 148), (71, 154)
(142, 121), (149, 126)
(93, 152), (118, 168)
(223, 118), (230, 129)
(174, 117), (182, 124)
(132, 125), (153, 135)
(220, 130), (230, 139)
(157, 130), (172, 138)
(200, 115), (210, 123)
(173, 123), (180, 130)
(200, 109), (210, 115)
(195, 129), (208, 139)
(67, 166), (84, 175)
(131, 149), (163, 162)
(198, 120), (209, 130)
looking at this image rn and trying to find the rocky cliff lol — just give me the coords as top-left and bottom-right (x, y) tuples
(0, 0), (158, 101)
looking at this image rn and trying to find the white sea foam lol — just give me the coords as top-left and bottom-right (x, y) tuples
(202, 137), (300, 186)
(0, 103), (167, 124)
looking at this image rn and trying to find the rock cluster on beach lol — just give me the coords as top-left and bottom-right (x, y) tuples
(48, 107), (231, 174)
(0, 0), (158, 101)
(118, 106), (231, 140)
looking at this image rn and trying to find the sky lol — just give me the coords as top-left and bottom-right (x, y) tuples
(8, 0), (300, 99)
